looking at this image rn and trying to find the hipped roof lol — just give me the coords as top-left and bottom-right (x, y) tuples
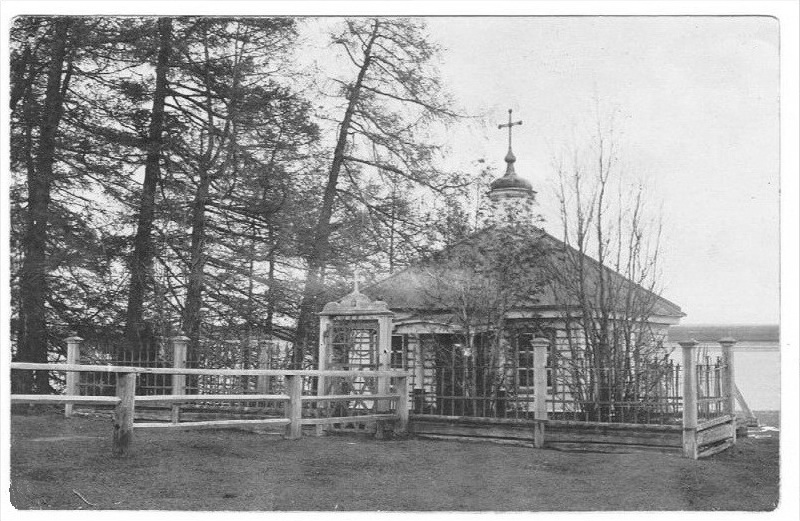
(362, 225), (684, 319)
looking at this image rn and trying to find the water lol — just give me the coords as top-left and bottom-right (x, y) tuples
(668, 342), (780, 411)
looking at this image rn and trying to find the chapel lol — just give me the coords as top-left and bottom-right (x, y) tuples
(317, 110), (684, 417)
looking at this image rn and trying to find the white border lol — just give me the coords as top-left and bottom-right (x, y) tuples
(1, 2), (797, 521)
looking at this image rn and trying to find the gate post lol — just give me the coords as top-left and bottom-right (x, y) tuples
(719, 337), (737, 443)
(315, 317), (331, 436)
(375, 315), (393, 439)
(64, 332), (83, 417)
(170, 333), (189, 423)
(680, 340), (699, 459)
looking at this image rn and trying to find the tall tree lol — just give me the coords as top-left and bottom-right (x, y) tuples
(123, 17), (173, 351)
(158, 18), (312, 357)
(293, 18), (459, 364)
(13, 17), (73, 392)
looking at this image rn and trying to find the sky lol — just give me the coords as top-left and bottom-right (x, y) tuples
(416, 16), (781, 325)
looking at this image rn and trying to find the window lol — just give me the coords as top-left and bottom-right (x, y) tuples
(517, 335), (535, 389)
(516, 332), (555, 390)
(391, 335), (405, 369)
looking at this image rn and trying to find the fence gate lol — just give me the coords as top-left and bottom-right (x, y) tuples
(318, 278), (394, 432)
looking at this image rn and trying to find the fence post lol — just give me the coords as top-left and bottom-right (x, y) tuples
(64, 333), (83, 418)
(315, 318), (331, 437)
(285, 374), (303, 439)
(170, 334), (189, 424)
(680, 340), (699, 459)
(113, 372), (136, 457)
(531, 337), (550, 421)
(394, 375), (409, 435)
(719, 337), (737, 444)
(257, 341), (272, 394)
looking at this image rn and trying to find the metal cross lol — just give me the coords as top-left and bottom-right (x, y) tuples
(498, 109), (523, 149)
(353, 269), (363, 293)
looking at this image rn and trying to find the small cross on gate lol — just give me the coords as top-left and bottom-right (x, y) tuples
(498, 109), (523, 149)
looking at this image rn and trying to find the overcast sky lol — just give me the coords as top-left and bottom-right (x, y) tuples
(417, 16), (780, 325)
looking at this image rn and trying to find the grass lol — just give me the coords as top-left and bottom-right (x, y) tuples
(9, 409), (780, 511)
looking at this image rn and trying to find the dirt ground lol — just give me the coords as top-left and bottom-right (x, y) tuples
(8, 408), (780, 511)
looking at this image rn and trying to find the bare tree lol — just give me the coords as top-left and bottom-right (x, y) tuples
(420, 224), (550, 415)
(548, 108), (673, 421)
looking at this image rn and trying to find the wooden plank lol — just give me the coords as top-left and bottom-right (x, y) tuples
(135, 418), (290, 429)
(547, 442), (681, 455)
(135, 410), (286, 422)
(12, 395), (121, 405)
(301, 394), (398, 402)
(112, 373), (136, 458)
(545, 429), (682, 447)
(545, 423), (682, 438)
(546, 419), (681, 432)
(412, 414), (546, 428)
(416, 434), (536, 448)
(301, 414), (398, 426)
(697, 439), (734, 459)
(10, 362), (411, 378)
(697, 422), (734, 447)
(697, 414), (735, 431)
(410, 420), (539, 441)
(136, 394), (288, 403)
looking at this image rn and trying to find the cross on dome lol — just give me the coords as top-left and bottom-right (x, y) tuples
(498, 108), (522, 152)
(488, 108), (534, 198)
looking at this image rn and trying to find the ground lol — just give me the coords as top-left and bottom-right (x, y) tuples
(8, 409), (779, 511)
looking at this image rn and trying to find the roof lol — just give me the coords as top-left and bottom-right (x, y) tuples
(362, 225), (684, 319)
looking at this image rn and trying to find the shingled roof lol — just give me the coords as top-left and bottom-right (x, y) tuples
(362, 225), (684, 319)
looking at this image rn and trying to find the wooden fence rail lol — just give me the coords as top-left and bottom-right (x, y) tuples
(11, 362), (411, 457)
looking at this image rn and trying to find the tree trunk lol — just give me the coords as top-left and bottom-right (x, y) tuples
(16, 18), (71, 393)
(124, 17), (172, 353)
(182, 166), (211, 359)
(292, 20), (380, 366)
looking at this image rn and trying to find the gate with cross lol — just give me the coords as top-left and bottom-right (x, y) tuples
(316, 272), (394, 428)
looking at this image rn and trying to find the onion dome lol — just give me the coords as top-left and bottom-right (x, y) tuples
(489, 147), (533, 193)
